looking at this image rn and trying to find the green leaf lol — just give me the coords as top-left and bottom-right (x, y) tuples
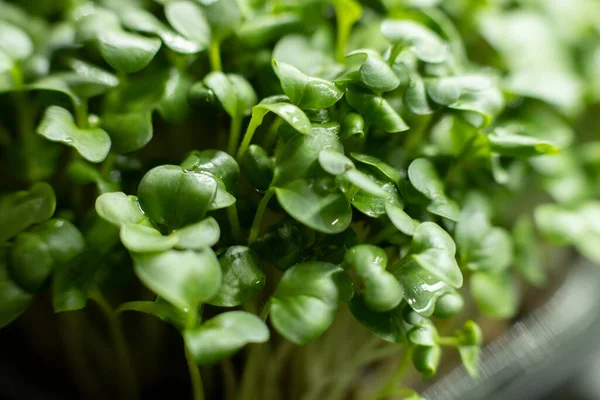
(270, 261), (353, 345)
(101, 110), (153, 154)
(381, 20), (447, 63)
(392, 264), (452, 316)
(37, 106), (111, 163)
(272, 34), (339, 79)
(164, 1), (211, 47)
(404, 69), (434, 115)
(470, 271), (519, 319)
(345, 169), (389, 198)
(407, 321), (438, 346)
(184, 311), (269, 365)
(242, 145), (274, 190)
(487, 131), (560, 157)
(351, 153), (403, 185)
(52, 250), (103, 312)
(344, 245), (403, 312)
(275, 179), (352, 234)
(408, 158), (459, 221)
(133, 249), (222, 311)
(412, 344), (441, 379)
(348, 295), (409, 343)
(117, 5), (202, 54)
(203, 72), (257, 118)
(120, 224), (179, 253)
(346, 87), (409, 133)
(0, 183), (56, 244)
(208, 246), (265, 307)
(10, 219), (85, 293)
(0, 247), (33, 328)
(273, 125), (342, 185)
(318, 148), (354, 176)
(236, 13), (301, 47)
(204, 0), (242, 41)
(137, 165), (218, 230)
(425, 74), (504, 128)
(351, 171), (402, 218)
(458, 345), (480, 379)
(156, 68), (193, 124)
(385, 203), (419, 236)
(252, 220), (314, 271)
(175, 217), (220, 250)
(95, 192), (150, 227)
(432, 291), (464, 318)
(340, 112), (364, 139)
(98, 30), (162, 73)
(0, 21), (34, 61)
(117, 297), (188, 331)
(513, 217), (545, 287)
(273, 60), (343, 109)
(338, 49), (400, 92)
(68, 160), (118, 193)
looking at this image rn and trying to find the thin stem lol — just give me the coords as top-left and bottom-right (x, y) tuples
(185, 344), (206, 400)
(369, 345), (413, 400)
(9, 66), (33, 141)
(100, 153), (116, 179)
(259, 299), (271, 321)
(75, 100), (88, 128)
(88, 290), (139, 400)
(248, 188), (275, 244)
(227, 205), (243, 243)
(236, 115), (258, 162)
(227, 114), (243, 156)
(221, 358), (237, 400)
(262, 116), (283, 150)
(209, 39), (222, 72)
(437, 336), (459, 347)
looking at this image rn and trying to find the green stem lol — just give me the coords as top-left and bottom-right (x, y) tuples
(227, 205), (243, 243)
(262, 116), (283, 150)
(209, 39), (222, 72)
(75, 100), (88, 129)
(10, 66), (33, 140)
(369, 346), (413, 400)
(88, 290), (139, 400)
(100, 153), (116, 179)
(437, 336), (459, 347)
(185, 344), (206, 400)
(221, 358), (237, 400)
(259, 299), (271, 321)
(248, 188), (275, 244)
(236, 115), (259, 162)
(227, 114), (243, 156)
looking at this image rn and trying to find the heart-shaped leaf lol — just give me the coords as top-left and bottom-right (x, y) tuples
(0, 247), (33, 328)
(98, 30), (162, 73)
(273, 60), (344, 109)
(270, 261), (353, 344)
(203, 72), (257, 118)
(133, 249), (222, 311)
(96, 192), (150, 227)
(348, 296), (409, 343)
(10, 219), (85, 293)
(241, 145), (274, 191)
(381, 20), (447, 63)
(391, 264), (452, 316)
(164, 1), (211, 47)
(385, 203), (419, 236)
(275, 179), (352, 234)
(175, 217), (220, 250)
(338, 49), (400, 92)
(346, 86), (409, 133)
(408, 158), (459, 221)
(37, 106), (111, 163)
(120, 224), (179, 253)
(0, 183), (56, 244)
(344, 245), (404, 312)
(184, 311), (269, 365)
(137, 165), (218, 230)
(208, 246), (265, 307)
(101, 110), (153, 154)
(0, 21), (34, 61)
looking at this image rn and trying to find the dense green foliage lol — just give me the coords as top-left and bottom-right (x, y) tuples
(1, 0), (599, 399)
